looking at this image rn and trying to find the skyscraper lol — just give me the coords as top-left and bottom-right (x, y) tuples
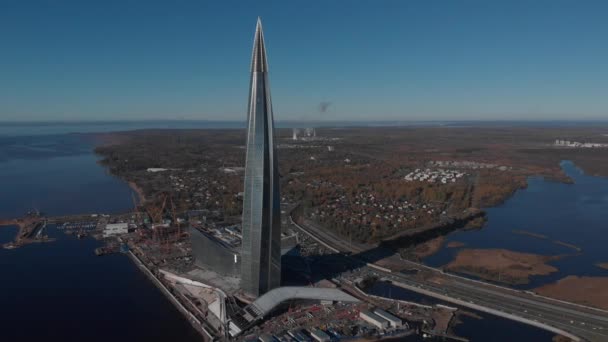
(240, 18), (282, 297)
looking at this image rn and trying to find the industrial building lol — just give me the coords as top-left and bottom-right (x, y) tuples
(288, 329), (309, 342)
(190, 225), (298, 277)
(374, 308), (403, 327)
(359, 310), (389, 329)
(190, 226), (241, 277)
(240, 18), (282, 297)
(310, 329), (331, 342)
(103, 223), (129, 238)
(258, 334), (276, 342)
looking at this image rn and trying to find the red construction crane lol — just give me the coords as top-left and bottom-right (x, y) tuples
(146, 194), (167, 244)
(170, 196), (181, 242)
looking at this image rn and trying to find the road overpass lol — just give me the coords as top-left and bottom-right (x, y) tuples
(289, 214), (608, 342)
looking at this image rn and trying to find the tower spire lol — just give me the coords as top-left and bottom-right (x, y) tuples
(251, 17), (268, 72)
(241, 18), (281, 297)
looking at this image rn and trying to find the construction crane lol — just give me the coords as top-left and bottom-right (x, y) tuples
(146, 194), (167, 224)
(169, 196), (182, 242)
(131, 192), (143, 226)
(146, 193), (167, 244)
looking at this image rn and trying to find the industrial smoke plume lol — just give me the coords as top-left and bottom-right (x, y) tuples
(318, 101), (332, 113)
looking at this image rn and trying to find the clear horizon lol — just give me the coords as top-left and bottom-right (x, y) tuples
(1, 1), (608, 121)
(3, 118), (608, 124)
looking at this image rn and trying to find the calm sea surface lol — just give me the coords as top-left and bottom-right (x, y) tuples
(0, 125), (201, 341)
(425, 161), (608, 289)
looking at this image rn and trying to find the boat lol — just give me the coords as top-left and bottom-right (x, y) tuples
(76, 230), (88, 239)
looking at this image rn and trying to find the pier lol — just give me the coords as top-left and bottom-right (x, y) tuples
(1, 216), (54, 249)
(0, 211), (139, 250)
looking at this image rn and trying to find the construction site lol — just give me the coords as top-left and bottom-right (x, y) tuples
(1, 186), (466, 342)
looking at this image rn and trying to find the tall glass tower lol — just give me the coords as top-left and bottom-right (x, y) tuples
(240, 18), (282, 297)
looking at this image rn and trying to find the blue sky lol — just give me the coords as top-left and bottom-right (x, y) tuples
(1, 0), (607, 121)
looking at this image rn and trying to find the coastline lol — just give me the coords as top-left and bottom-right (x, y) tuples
(126, 250), (216, 341)
(93, 147), (216, 340)
(387, 279), (581, 342)
(128, 181), (146, 204)
(596, 263), (608, 270)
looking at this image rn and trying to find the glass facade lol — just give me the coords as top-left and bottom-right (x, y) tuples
(240, 19), (282, 297)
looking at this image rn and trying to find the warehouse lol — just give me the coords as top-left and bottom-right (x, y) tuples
(103, 223), (129, 238)
(359, 310), (389, 329)
(374, 308), (403, 327)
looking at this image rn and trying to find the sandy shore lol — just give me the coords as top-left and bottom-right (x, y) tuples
(411, 236), (445, 259)
(552, 240), (582, 252)
(444, 248), (560, 285)
(0, 220), (17, 227)
(512, 230), (548, 240)
(535, 276), (608, 310)
(128, 181), (146, 204)
(446, 241), (465, 248)
(512, 230), (582, 252)
(596, 263), (608, 270)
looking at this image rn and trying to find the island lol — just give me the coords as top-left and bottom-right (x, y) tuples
(446, 241), (465, 248)
(444, 249), (561, 285)
(410, 236), (445, 259)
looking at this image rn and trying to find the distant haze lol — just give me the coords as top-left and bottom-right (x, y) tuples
(0, 1), (607, 121)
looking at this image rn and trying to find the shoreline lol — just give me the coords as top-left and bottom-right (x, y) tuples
(0, 219), (21, 227)
(387, 279), (581, 342)
(512, 230), (583, 252)
(128, 181), (146, 204)
(126, 250), (216, 341)
(596, 263), (608, 270)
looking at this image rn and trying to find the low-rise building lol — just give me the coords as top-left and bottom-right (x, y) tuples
(310, 329), (331, 342)
(374, 308), (403, 327)
(103, 223), (129, 237)
(359, 310), (388, 329)
(258, 334), (276, 342)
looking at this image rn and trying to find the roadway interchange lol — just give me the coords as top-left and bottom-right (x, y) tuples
(289, 216), (608, 342)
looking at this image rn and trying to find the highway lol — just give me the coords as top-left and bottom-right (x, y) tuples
(289, 215), (608, 342)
